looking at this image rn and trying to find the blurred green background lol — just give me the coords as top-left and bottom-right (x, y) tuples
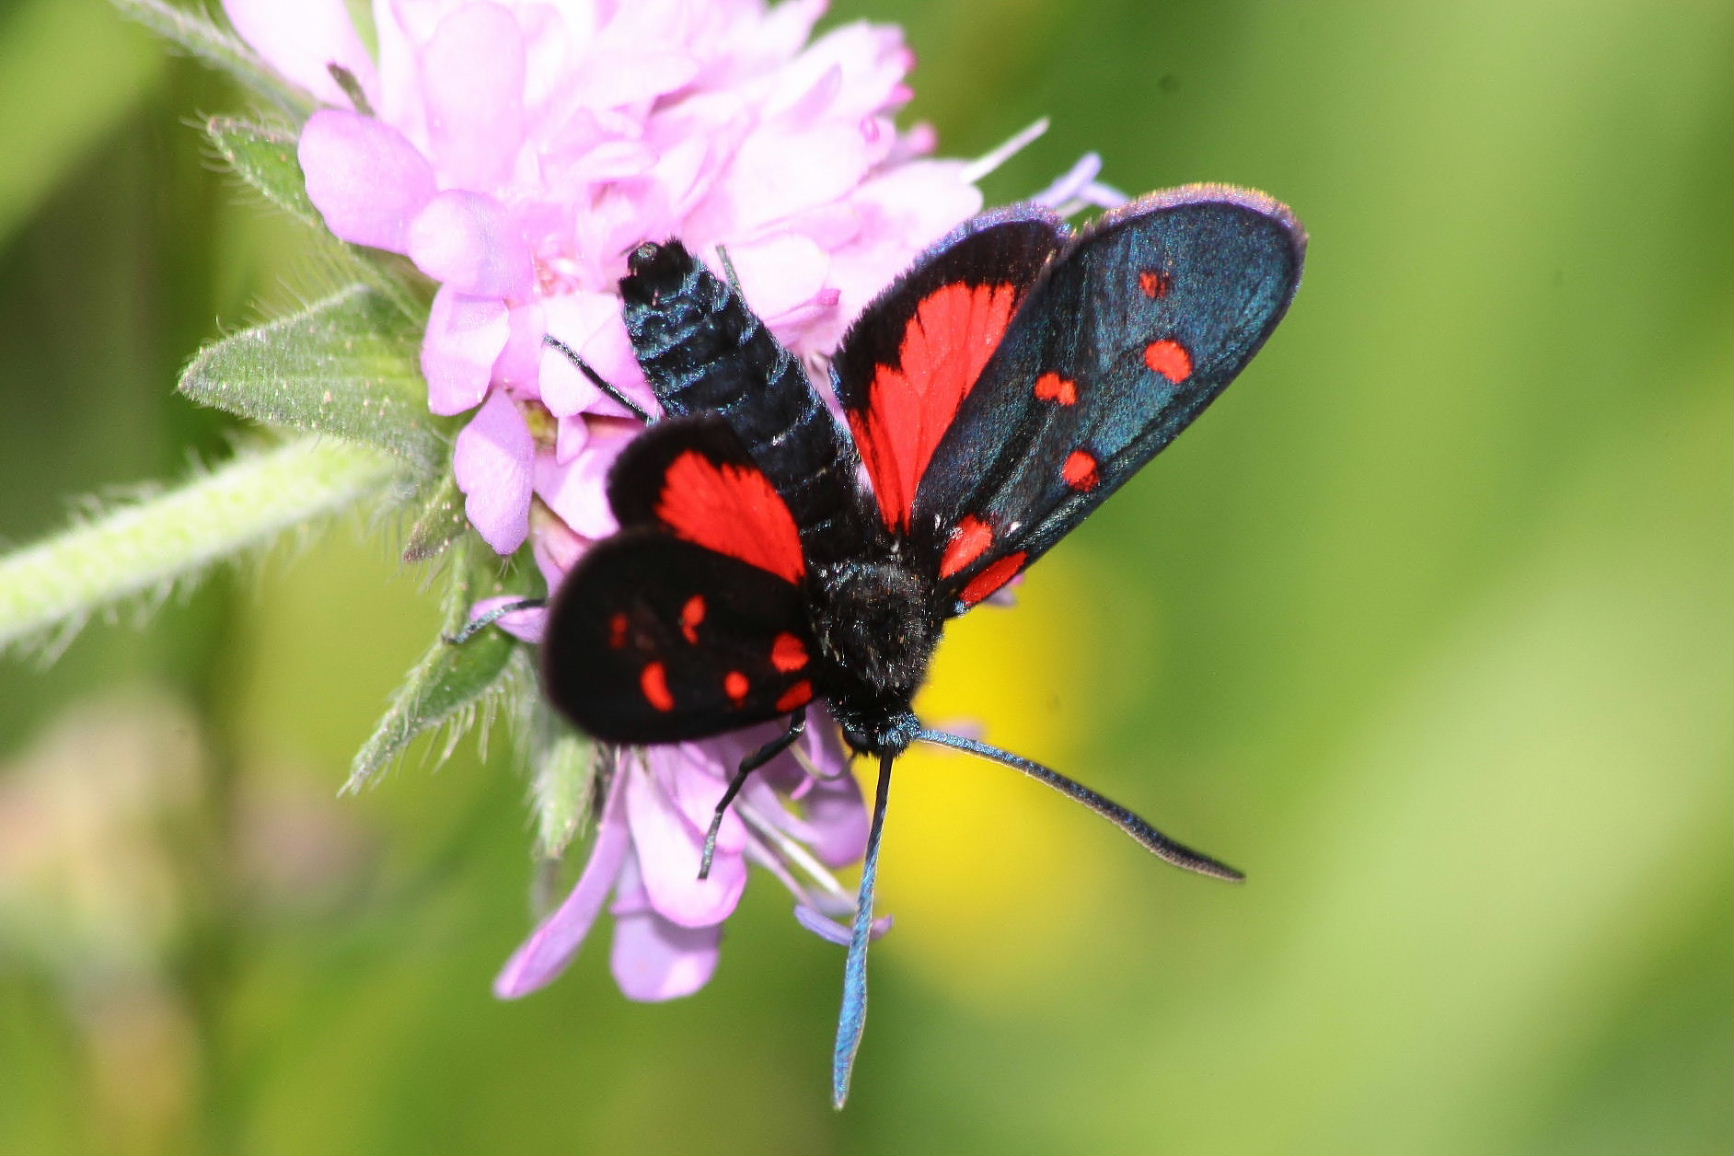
(0, 0), (1728, 1152)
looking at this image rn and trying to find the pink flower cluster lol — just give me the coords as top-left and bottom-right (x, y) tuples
(227, 0), (986, 575)
(222, 0), (1008, 1001)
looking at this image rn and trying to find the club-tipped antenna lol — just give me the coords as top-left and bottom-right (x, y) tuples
(832, 752), (894, 1109)
(542, 334), (655, 423)
(915, 729), (1243, 882)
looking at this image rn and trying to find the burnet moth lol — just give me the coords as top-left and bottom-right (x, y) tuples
(537, 184), (1305, 1105)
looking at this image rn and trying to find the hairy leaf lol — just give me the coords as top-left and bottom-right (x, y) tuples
(402, 474), (469, 563)
(530, 708), (595, 860)
(180, 285), (443, 474)
(206, 117), (321, 230)
(346, 535), (522, 790)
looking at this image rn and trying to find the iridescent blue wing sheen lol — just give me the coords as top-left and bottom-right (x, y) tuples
(908, 185), (1307, 613)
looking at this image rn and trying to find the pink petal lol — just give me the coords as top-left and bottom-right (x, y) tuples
(530, 507), (587, 590)
(725, 234), (831, 325)
(467, 595), (546, 644)
(609, 856), (721, 1001)
(420, 2), (527, 190)
(422, 287), (510, 416)
(454, 392), (533, 555)
(223, 0), (378, 108)
(623, 757), (747, 929)
(493, 774), (631, 998)
(694, 123), (871, 237)
(664, 743), (748, 856)
(534, 425), (634, 539)
(493, 302), (546, 396)
(538, 292), (624, 418)
(408, 191), (534, 298)
(801, 769), (871, 868)
(298, 110), (436, 252)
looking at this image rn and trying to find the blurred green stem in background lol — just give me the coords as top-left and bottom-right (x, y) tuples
(0, 438), (400, 650)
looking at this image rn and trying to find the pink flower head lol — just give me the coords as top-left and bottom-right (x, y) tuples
(227, 0), (987, 572)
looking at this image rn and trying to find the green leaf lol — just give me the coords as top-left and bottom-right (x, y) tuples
(180, 285), (443, 474)
(530, 706), (595, 860)
(402, 474), (468, 563)
(205, 117), (321, 231)
(346, 535), (522, 791)
(110, 0), (312, 114)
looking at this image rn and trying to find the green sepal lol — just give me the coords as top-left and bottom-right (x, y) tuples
(528, 704), (596, 860)
(345, 534), (522, 791)
(205, 117), (321, 231)
(402, 474), (469, 563)
(180, 285), (444, 475)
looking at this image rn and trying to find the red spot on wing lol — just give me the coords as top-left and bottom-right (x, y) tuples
(850, 281), (1022, 531)
(1033, 372), (1078, 406)
(641, 662), (674, 712)
(1144, 339), (1194, 384)
(724, 670), (750, 703)
(1063, 450), (1101, 492)
(939, 515), (994, 579)
(776, 681), (814, 713)
(656, 451), (806, 583)
(771, 632), (808, 673)
(960, 552), (1027, 607)
(608, 612), (629, 649)
(680, 594), (706, 644)
(1140, 270), (1172, 299)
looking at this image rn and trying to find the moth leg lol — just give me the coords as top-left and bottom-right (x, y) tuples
(713, 242), (746, 296)
(542, 333), (656, 423)
(698, 708), (807, 879)
(445, 597), (546, 645)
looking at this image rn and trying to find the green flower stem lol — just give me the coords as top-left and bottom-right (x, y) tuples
(0, 438), (402, 648)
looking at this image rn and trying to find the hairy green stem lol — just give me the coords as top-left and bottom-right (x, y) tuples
(0, 438), (401, 649)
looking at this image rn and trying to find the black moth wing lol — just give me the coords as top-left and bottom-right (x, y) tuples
(541, 532), (817, 744)
(911, 185), (1307, 613)
(831, 204), (1068, 415)
(543, 412), (822, 745)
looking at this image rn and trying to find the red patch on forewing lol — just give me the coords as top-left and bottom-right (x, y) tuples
(776, 680), (814, 713)
(724, 670), (750, 704)
(960, 552), (1027, 607)
(1033, 371), (1078, 406)
(939, 515), (994, 579)
(656, 451), (805, 583)
(680, 595), (706, 644)
(851, 281), (1022, 531)
(608, 612), (630, 649)
(1144, 339), (1194, 384)
(1063, 450), (1101, 492)
(771, 632), (808, 673)
(1139, 270), (1172, 299)
(641, 662), (674, 712)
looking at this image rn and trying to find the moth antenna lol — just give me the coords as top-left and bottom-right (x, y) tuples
(833, 752), (894, 1109)
(542, 334), (656, 423)
(444, 597), (546, 645)
(699, 710), (806, 879)
(915, 729), (1243, 882)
